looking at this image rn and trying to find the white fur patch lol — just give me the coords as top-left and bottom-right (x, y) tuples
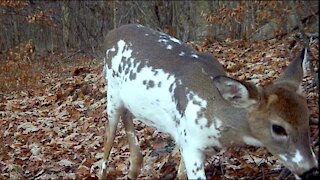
(158, 32), (181, 45)
(183, 92), (222, 148)
(111, 40), (133, 71)
(166, 45), (173, 50)
(180, 147), (206, 179)
(243, 136), (263, 147)
(169, 36), (181, 44)
(101, 160), (107, 171)
(292, 150), (303, 163)
(158, 39), (168, 44)
(215, 118), (223, 128)
(197, 117), (208, 127)
(191, 54), (198, 58)
(184, 93), (207, 122)
(201, 68), (207, 75)
(279, 154), (288, 162)
(294, 174), (301, 180)
(106, 47), (115, 59)
(302, 48), (309, 77)
(179, 51), (185, 56)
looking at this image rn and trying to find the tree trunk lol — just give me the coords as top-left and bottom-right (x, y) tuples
(191, 0), (212, 41)
(62, 1), (71, 54)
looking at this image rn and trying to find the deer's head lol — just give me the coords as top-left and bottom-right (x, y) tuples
(214, 49), (318, 179)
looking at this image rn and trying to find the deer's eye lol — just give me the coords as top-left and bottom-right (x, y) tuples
(272, 124), (287, 136)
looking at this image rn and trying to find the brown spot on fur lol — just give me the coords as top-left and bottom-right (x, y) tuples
(118, 64), (122, 73)
(124, 67), (129, 75)
(173, 84), (188, 117)
(112, 70), (119, 77)
(146, 80), (155, 89)
(153, 69), (158, 76)
(208, 135), (216, 139)
(105, 47), (117, 67)
(122, 62), (126, 71)
(174, 116), (180, 126)
(127, 59), (132, 67)
(195, 107), (206, 125)
(192, 170), (196, 175)
(169, 83), (174, 92)
(191, 163), (203, 176)
(136, 61), (144, 73)
(193, 100), (202, 106)
(129, 71), (136, 80)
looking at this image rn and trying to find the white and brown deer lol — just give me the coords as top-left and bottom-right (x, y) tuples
(100, 24), (318, 179)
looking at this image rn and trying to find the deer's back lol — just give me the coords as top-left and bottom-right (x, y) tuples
(104, 24), (226, 79)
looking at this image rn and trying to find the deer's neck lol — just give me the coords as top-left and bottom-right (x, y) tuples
(214, 103), (262, 147)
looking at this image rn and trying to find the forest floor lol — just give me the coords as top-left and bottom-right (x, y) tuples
(0, 33), (318, 179)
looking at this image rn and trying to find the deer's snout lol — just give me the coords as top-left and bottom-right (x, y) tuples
(300, 167), (319, 180)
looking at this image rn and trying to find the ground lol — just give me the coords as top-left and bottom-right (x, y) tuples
(0, 34), (318, 179)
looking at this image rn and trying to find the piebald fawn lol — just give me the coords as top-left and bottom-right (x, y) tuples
(100, 24), (318, 179)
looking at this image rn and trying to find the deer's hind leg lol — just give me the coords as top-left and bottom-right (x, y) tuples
(100, 90), (124, 179)
(122, 110), (143, 179)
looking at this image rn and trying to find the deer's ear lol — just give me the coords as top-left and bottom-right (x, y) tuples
(275, 48), (308, 92)
(213, 76), (260, 109)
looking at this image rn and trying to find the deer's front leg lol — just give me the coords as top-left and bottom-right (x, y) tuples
(180, 145), (205, 180)
(177, 153), (187, 180)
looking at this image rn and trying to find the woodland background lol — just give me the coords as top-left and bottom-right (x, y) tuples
(0, 1), (319, 179)
(0, 1), (319, 54)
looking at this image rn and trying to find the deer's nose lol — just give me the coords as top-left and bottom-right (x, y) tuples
(300, 167), (319, 180)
